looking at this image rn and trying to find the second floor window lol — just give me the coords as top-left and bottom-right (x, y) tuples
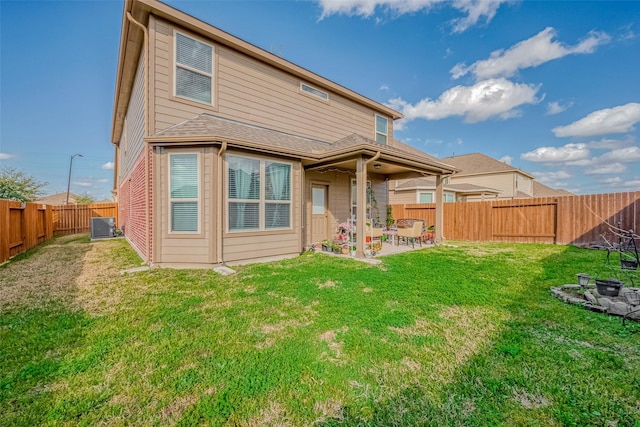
(175, 32), (213, 105)
(375, 115), (388, 144)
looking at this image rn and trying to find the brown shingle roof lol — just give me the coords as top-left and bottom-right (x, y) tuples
(441, 153), (534, 178)
(152, 114), (330, 157)
(150, 114), (458, 174)
(395, 177), (501, 194)
(532, 181), (574, 197)
(36, 192), (80, 205)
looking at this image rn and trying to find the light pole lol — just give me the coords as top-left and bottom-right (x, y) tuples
(66, 153), (83, 205)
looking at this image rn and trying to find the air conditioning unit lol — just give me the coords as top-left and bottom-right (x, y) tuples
(91, 217), (116, 240)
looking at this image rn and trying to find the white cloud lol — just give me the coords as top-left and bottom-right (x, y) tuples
(451, 27), (610, 80)
(318, 0), (437, 19)
(584, 163), (627, 175)
(499, 155), (512, 164)
(597, 146), (640, 163)
(534, 170), (571, 186)
(424, 138), (443, 145)
(449, 0), (508, 33)
(0, 153), (15, 160)
(97, 178), (109, 183)
(553, 103), (640, 137)
(388, 78), (541, 123)
(316, 0), (509, 32)
(102, 161), (114, 170)
(379, 84), (390, 91)
(600, 176), (623, 185)
(76, 181), (93, 187)
(586, 137), (631, 150)
(546, 101), (573, 115)
(521, 143), (589, 163)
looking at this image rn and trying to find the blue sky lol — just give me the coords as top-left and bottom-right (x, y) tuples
(1, 0), (639, 199)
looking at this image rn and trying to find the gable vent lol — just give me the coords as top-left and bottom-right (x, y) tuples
(91, 217), (116, 240)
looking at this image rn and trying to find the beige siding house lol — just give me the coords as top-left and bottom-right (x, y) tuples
(111, 0), (457, 266)
(439, 153), (536, 200)
(389, 177), (501, 204)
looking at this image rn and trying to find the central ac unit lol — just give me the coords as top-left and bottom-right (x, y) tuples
(91, 217), (116, 240)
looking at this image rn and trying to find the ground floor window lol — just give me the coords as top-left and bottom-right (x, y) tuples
(419, 192), (433, 203)
(169, 153), (199, 232)
(227, 155), (291, 231)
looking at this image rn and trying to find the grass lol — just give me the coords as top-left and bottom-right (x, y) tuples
(1, 235), (639, 426)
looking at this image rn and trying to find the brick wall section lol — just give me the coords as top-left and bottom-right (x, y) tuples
(147, 146), (153, 262)
(119, 149), (148, 260)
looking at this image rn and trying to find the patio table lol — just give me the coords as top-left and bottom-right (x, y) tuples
(382, 229), (398, 246)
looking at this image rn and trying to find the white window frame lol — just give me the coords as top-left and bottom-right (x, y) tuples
(300, 82), (329, 101)
(174, 31), (214, 105)
(443, 192), (455, 203)
(226, 154), (293, 233)
(375, 114), (388, 144)
(168, 152), (200, 234)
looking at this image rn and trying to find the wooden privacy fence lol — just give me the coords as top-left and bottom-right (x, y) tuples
(0, 201), (118, 264)
(52, 203), (118, 235)
(0, 199), (54, 263)
(392, 191), (640, 246)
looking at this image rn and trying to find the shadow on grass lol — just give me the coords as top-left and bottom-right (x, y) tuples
(320, 244), (640, 426)
(0, 234), (124, 425)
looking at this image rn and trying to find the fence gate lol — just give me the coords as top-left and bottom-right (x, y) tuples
(491, 200), (558, 243)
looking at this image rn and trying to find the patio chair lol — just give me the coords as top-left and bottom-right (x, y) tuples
(397, 220), (423, 248)
(365, 224), (383, 248)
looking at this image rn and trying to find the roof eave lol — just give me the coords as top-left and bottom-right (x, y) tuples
(146, 135), (321, 161)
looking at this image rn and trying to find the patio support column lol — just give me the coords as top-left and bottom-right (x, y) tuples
(435, 174), (444, 244)
(356, 156), (367, 258)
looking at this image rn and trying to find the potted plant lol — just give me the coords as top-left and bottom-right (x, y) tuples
(594, 278), (624, 297)
(386, 205), (394, 230)
(425, 225), (435, 243)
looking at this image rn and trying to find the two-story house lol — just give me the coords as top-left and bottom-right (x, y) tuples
(439, 153), (535, 200)
(388, 177), (501, 204)
(110, 0), (457, 266)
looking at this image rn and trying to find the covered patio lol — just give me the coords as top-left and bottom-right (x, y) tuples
(303, 134), (458, 259)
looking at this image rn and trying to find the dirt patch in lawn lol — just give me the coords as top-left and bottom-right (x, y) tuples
(0, 235), (134, 314)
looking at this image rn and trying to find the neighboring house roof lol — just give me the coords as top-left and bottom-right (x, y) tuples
(441, 153), (535, 179)
(394, 177), (501, 195)
(112, 0), (403, 144)
(95, 198), (115, 204)
(36, 192), (80, 205)
(532, 181), (574, 197)
(149, 114), (458, 175)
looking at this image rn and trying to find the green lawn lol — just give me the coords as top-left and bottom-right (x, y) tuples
(1, 235), (639, 426)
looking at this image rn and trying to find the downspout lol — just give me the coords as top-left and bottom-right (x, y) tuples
(217, 141), (228, 264)
(125, 12), (151, 264)
(364, 151), (381, 168)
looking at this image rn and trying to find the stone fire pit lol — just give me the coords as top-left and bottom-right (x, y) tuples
(551, 283), (640, 320)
